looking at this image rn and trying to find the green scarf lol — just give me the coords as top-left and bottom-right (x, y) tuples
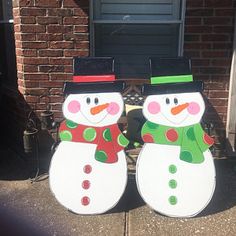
(141, 121), (214, 164)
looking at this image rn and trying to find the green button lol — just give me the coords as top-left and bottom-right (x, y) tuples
(169, 165), (177, 174)
(169, 196), (177, 205)
(169, 179), (177, 189)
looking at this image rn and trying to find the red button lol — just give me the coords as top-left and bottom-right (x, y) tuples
(83, 164), (92, 174)
(82, 180), (90, 189)
(81, 196), (90, 206)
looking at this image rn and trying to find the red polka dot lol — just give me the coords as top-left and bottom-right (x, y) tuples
(166, 129), (178, 142)
(81, 196), (90, 206)
(142, 133), (154, 143)
(82, 180), (90, 189)
(83, 165), (92, 174)
(203, 134), (214, 146)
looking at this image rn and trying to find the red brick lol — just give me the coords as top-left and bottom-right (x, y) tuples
(25, 88), (49, 96)
(21, 33), (36, 41)
(49, 41), (74, 49)
(184, 34), (200, 42)
(13, 8), (20, 17)
(39, 81), (64, 88)
(203, 17), (232, 25)
(48, 9), (72, 17)
(184, 43), (211, 50)
(34, 0), (62, 7)
(15, 48), (23, 56)
(64, 49), (89, 57)
(38, 49), (63, 57)
(213, 26), (234, 34)
(215, 9), (235, 16)
(205, 0), (233, 8)
(74, 25), (88, 33)
(49, 88), (63, 95)
(192, 59), (211, 66)
(22, 41), (48, 49)
(183, 50), (201, 58)
(49, 58), (72, 65)
(211, 75), (231, 81)
(186, 0), (204, 7)
(13, 16), (21, 24)
(199, 67), (227, 74)
(63, 66), (73, 73)
(63, 17), (88, 25)
(49, 96), (64, 103)
(205, 82), (228, 90)
(18, 0), (34, 7)
(208, 99), (228, 106)
(21, 24), (46, 33)
(185, 17), (202, 25)
(50, 73), (72, 81)
(202, 51), (230, 58)
(50, 104), (63, 111)
(39, 65), (64, 73)
(212, 43), (233, 50)
(185, 26), (212, 34)
(24, 95), (39, 103)
(24, 73), (49, 80)
(74, 8), (89, 17)
(211, 59), (232, 67)
(14, 24), (21, 33)
(47, 25), (73, 34)
(64, 33), (89, 41)
(63, 0), (80, 7)
(75, 41), (89, 49)
(36, 33), (63, 41)
(202, 35), (229, 41)
(21, 16), (36, 24)
(24, 65), (38, 72)
(186, 9), (214, 17)
(23, 57), (49, 65)
(24, 80), (40, 87)
(20, 8), (46, 16)
(22, 49), (37, 57)
(37, 16), (62, 25)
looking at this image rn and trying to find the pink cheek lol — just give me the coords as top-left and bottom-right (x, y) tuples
(187, 102), (200, 115)
(107, 102), (120, 115)
(147, 101), (161, 114)
(67, 100), (80, 113)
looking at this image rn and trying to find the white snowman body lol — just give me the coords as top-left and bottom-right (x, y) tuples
(49, 92), (127, 214)
(136, 92), (216, 217)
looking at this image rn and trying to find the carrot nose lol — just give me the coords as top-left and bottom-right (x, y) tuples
(90, 103), (109, 115)
(171, 103), (189, 115)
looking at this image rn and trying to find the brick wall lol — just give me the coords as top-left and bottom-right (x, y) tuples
(12, 0), (235, 154)
(13, 0), (89, 121)
(184, 0), (235, 153)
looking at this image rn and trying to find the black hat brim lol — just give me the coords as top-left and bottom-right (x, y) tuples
(63, 81), (126, 95)
(142, 81), (204, 96)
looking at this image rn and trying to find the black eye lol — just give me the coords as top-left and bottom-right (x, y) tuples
(94, 97), (99, 105)
(166, 98), (170, 104)
(86, 97), (91, 104)
(174, 98), (178, 105)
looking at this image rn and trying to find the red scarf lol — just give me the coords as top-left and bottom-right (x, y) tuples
(59, 120), (129, 164)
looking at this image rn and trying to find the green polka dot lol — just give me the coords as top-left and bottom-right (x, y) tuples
(169, 179), (177, 189)
(146, 121), (159, 130)
(59, 130), (72, 141)
(169, 196), (177, 205)
(83, 128), (96, 142)
(95, 150), (108, 162)
(103, 128), (112, 142)
(117, 134), (129, 147)
(186, 127), (195, 141)
(66, 120), (78, 129)
(169, 165), (177, 174)
(180, 151), (193, 163)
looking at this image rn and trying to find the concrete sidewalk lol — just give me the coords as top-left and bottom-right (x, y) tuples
(0, 145), (236, 236)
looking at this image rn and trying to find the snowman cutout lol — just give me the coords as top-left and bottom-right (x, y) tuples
(49, 57), (129, 215)
(136, 58), (216, 218)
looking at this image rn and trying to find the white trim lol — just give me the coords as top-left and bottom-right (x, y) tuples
(226, 12), (236, 151)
